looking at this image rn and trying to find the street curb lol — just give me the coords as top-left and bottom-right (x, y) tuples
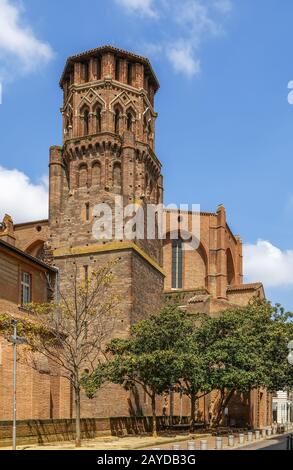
(226, 431), (293, 451)
(131, 434), (211, 450)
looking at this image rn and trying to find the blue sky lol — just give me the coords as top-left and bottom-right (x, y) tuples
(0, 0), (293, 310)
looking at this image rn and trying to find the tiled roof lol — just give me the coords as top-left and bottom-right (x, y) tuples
(227, 283), (263, 292)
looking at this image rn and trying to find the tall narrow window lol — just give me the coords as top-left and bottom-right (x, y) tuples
(84, 266), (89, 283)
(21, 272), (32, 305)
(83, 109), (89, 136)
(114, 109), (120, 134)
(127, 112), (133, 131)
(115, 58), (120, 81)
(96, 106), (102, 133)
(127, 63), (133, 85)
(172, 240), (183, 289)
(85, 202), (90, 221)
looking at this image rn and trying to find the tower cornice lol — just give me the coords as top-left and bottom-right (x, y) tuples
(60, 44), (160, 91)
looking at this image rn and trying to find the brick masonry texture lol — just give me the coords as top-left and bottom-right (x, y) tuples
(0, 45), (271, 431)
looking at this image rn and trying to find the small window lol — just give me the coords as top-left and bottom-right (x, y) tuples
(114, 109), (120, 134)
(83, 109), (89, 135)
(127, 112), (133, 131)
(84, 266), (89, 283)
(21, 272), (32, 305)
(96, 107), (102, 133)
(85, 203), (90, 221)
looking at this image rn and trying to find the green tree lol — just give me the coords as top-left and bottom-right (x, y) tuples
(196, 301), (293, 426)
(22, 260), (118, 447)
(86, 306), (192, 437)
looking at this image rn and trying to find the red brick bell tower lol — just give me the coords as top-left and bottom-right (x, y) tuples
(46, 45), (165, 417)
(47, 45), (164, 325)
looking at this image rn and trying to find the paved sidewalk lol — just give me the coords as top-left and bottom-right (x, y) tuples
(1, 431), (290, 451)
(0, 434), (209, 451)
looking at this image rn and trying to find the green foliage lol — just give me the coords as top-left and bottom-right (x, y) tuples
(85, 300), (293, 427)
(195, 301), (293, 393)
(102, 306), (191, 397)
(0, 312), (52, 344)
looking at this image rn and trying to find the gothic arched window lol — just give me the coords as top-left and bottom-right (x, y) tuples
(114, 108), (120, 134)
(127, 112), (133, 131)
(82, 108), (89, 136)
(95, 106), (102, 133)
(227, 249), (235, 286)
(172, 239), (183, 289)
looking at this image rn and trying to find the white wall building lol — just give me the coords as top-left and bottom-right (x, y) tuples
(272, 391), (293, 424)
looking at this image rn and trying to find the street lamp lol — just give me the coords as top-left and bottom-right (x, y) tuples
(6, 320), (27, 450)
(288, 340), (293, 366)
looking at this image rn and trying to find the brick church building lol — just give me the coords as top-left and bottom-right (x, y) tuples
(0, 46), (271, 431)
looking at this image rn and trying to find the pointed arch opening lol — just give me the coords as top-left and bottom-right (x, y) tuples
(127, 112), (133, 131)
(126, 107), (136, 132)
(94, 104), (102, 133)
(164, 232), (208, 291)
(227, 248), (236, 286)
(25, 240), (45, 261)
(114, 106), (121, 134)
(81, 105), (90, 136)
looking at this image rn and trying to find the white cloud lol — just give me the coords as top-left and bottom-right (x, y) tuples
(0, 166), (48, 223)
(115, 0), (233, 77)
(243, 240), (293, 288)
(115, 0), (157, 17)
(0, 0), (54, 79)
(167, 42), (200, 77)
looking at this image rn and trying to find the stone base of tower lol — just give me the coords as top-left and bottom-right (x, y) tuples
(53, 243), (164, 329)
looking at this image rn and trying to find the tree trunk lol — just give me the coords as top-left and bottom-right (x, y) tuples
(190, 392), (197, 433)
(75, 385), (82, 447)
(151, 393), (157, 438)
(212, 389), (235, 428)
